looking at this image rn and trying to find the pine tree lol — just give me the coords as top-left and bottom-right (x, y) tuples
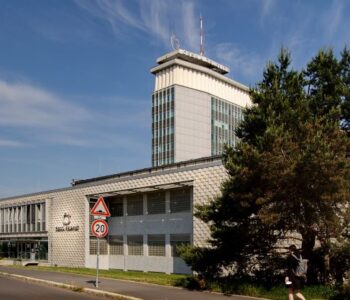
(181, 48), (350, 284)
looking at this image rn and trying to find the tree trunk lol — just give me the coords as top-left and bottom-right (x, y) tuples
(301, 230), (316, 283)
(323, 253), (331, 285)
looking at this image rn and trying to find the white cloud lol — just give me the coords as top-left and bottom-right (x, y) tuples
(0, 79), (91, 147)
(214, 43), (265, 83)
(323, 0), (343, 39)
(139, 0), (171, 45)
(75, 0), (199, 51)
(181, 2), (198, 52)
(260, 0), (275, 23)
(75, 0), (144, 35)
(0, 139), (25, 147)
(0, 79), (150, 149)
(0, 80), (90, 130)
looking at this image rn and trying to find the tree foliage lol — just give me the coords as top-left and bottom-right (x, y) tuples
(180, 48), (350, 284)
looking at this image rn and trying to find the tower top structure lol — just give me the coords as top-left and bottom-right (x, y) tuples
(155, 48), (230, 75)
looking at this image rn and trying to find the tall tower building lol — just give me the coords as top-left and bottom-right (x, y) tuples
(151, 49), (251, 167)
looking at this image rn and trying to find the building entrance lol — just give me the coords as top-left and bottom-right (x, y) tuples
(0, 238), (48, 260)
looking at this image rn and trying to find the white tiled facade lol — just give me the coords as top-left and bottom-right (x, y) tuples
(0, 156), (227, 274)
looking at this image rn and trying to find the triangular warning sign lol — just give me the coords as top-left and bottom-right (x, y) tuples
(91, 197), (111, 217)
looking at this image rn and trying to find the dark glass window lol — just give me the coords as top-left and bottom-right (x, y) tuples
(109, 197), (123, 217)
(170, 234), (191, 257)
(127, 195), (143, 216)
(147, 191), (165, 214)
(148, 234), (165, 256)
(170, 188), (191, 213)
(127, 235), (143, 255)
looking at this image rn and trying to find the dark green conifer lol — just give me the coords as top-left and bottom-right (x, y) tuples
(180, 48), (350, 284)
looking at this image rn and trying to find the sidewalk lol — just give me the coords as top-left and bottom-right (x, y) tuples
(0, 266), (267, 300)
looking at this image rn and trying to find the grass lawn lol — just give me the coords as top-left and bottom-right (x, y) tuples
(11, 265), (187, 286)
(8, 265), (335, 299)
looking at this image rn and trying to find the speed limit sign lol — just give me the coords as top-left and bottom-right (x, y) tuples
(91, 219), (109, 238)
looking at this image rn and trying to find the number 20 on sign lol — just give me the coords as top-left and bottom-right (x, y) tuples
(91, 219), (109, 238)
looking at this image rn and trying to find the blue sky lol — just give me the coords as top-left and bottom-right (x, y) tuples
(0, 0), (349, 198)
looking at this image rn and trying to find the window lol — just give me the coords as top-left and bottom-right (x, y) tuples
(22, 206), (27, 232)
(31, 204), (35, 226)
(148, 234), (165, 256)
(17, 206), (21, 233)
(9, 208), (12, 233)
(5, 208), (8, 233)
(127, 195), (143, 216)
(0, 209), (3, 233)
(109, 235), (124, 255)
(109, 197), (123, 217)
(89, 237), (107, 255)
(36, 204), (41, 231)
(147, 192), (165, 215)
(127, 235), (143, 256)
(170, 188), (191, 213)
(42, 203), (46, 231)
(170, 234), (191, 257)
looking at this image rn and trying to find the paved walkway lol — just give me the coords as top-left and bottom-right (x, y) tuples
(0, 266), (267, 300)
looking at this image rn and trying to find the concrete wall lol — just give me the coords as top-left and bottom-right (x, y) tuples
(174, 85), (212, 162)
(0, 157), (227, 273)
(154, 62), (251, 108)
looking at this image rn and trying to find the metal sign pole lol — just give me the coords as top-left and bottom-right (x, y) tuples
(91, 196), (110, 289)
(96, 237), (100, 288)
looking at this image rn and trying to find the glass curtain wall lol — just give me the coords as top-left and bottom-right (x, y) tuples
(211, 97), (243, 155)
(152, 86), (175, 166)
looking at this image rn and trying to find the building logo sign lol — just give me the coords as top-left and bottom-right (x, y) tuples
(63, 213), (71, 225)
(56, 213), (79, 232)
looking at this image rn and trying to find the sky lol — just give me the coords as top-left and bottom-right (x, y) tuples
(0, 0), (349, 198)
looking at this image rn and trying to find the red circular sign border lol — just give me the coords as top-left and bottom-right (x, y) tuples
(91, 219), (109, 238)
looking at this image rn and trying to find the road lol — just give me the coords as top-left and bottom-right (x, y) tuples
(0, 275), (102, 300)
(0, 266), (264, 300)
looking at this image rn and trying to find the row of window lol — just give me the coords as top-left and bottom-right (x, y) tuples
(153, 127), (175, 138)
(211, 97), (243, 155)
(0, 203), (46, 234)
(152, 87), (175, 107)
(90, 234), (190, 257)
(152, 87), (175, 167)
(211, 98), (242, 114)
(105, 188), (191, 217)
(153, 142), (174, 153)
(152, 151), (175, 162)
(152, 111), (175, 122)
(153, 157), (175, 166)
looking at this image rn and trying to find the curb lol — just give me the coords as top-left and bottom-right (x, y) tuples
(0, 271), (142, 300)
(0, 268), (272, 300)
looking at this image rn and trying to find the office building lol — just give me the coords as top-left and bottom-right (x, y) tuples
(0, 156), (225, 274)
(151, 49), (251, 166)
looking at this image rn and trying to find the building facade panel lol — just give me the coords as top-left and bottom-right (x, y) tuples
(0, 156), (227, 274)
(154, 62), (250, 107)
(174, 85), (212, 163)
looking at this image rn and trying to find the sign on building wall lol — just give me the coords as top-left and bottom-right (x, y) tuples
(55, 213), (79, 232)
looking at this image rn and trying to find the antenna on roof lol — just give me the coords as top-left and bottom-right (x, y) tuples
(170, 34), (180, 50)
(200, 15), (204, 56)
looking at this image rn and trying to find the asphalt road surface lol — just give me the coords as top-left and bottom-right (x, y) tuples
(0, 266), (263, 300)
(0, 275), (103, 300)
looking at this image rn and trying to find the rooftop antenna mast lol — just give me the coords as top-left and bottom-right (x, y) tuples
(200, 15), (204, 56)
